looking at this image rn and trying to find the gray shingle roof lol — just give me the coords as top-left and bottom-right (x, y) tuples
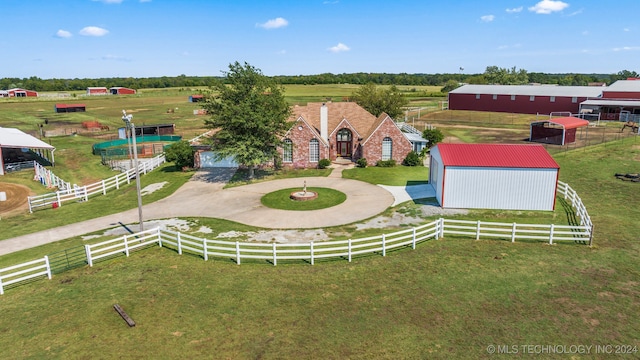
(450, 84), (604, 97)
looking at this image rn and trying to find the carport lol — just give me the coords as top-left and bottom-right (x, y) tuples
(0, 128), (55, 175)
(529, 117), (589, 146)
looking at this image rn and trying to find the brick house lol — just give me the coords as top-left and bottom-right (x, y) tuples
(281, 102), (414, 168)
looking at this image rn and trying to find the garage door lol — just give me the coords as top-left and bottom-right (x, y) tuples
(198, 151), (238, 168)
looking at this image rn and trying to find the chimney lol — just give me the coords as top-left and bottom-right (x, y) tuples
(320, 103), (328, 142)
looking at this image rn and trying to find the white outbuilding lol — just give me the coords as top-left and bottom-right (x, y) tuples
(0, 128), (56, 175)
(429, 143), (560, 211)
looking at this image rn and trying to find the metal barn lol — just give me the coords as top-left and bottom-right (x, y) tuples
(529, 117), (589, 145)
(110, 87), (136, 95)
(448, 85), (603, 115)
(429, 143), (559, 211)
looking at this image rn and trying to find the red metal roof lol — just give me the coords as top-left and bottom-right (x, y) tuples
(55, 103), (86, 108)
(532, 117), (589, 130)
(436, 143), (559, 169)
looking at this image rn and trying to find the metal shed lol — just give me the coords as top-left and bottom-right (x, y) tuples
(529, 117), (589, 145)
(429, 143), (559, 211)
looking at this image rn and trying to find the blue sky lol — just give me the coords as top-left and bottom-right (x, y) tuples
(2, 0), (638, 79)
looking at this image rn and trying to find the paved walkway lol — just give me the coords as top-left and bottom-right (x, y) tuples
(0, 165), (434, 256)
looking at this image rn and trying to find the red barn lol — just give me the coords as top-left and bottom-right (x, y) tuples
(602, 79), (640, 99)
(86, 87), (108, 96)
(579, 80), (640, 121)
(448, 84), (603, 115)
(7, 88), (38, 97)
(54, 104), (86, 113)
(110, 87), (136, 95)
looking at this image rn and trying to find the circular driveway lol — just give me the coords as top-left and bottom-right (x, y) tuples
(144, 172), (395, 229)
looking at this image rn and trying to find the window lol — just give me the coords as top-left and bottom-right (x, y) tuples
(511, 95), (516, 101)
(283, 139), (292, 162)
(530, 95), (535, 102)
(309, 139), (319, 162)
(475, 94), (481, 100)
(492, 94), (497, 100)
(382, 137), (392, 161)
(550, 96), (555, 103)
(572, 97), (578, 103)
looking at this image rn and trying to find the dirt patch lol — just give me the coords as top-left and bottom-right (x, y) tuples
(0, 182), (32, 217)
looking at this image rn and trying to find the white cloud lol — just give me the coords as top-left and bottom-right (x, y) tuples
(257, 17), (289, 30)
(481, 15), (495, 22)
(328, 43), (350, 53)
(323, 1), (339, 4)
(92, 0), (123, 3)
(582, 30), (589, 35)
(528, 0), (569, 14)
(101, 54), (129, 61)
(624, 28), (630, 32)
(506, 6), (523, 13)
(56, 29), (72, 38)
(613, 46), (640, 52)
(568, 8), (583, 16)
(79, 26), (109, 37)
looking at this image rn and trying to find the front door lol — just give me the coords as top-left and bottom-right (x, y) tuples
(336, 129), (352, 157)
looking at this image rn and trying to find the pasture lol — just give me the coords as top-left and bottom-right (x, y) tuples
(0, 85), (639, 358)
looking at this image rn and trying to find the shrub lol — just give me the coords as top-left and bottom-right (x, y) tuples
(402, 151), (421, 166)
(318, 158), (332, 169)
(164, 140), (195, 170)
(356, 158), (367, 168)
(422, 128), (444, 148)
(376, 159), (396, 167)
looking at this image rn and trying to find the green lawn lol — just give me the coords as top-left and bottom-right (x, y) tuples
(260, 187), (347, 210)
(342, 165), (428, 186)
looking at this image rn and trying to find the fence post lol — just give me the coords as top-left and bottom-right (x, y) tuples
(412, 227), (417, 249)
(56, 191), (61, 207)
(202, 238), (208, 261)
(236, 241), (241, 265)
(177, 232), (182, 255)
(85, 244), (93, 267)
(124, 235), (130, 256)
(439, 218), (445, 238)
(44, 256), (52, 279)
(310, 241), (314, 265)
(549, 224), (555, 245)
(589, 224), (594, 247)
(116, 174), (120, 190)
(273, 243), (277, 266)
(102, 179), (106, 195)
(348, 239), (352, 262)
(84, 186), (89, 202)
(28, 196), (33, 213)
(382, 234), (386, 257)
(157, 228), (162, 247)
(511, 223), (517, 243)
(476, 220), (481, 240)
(0, 272), (4, 295)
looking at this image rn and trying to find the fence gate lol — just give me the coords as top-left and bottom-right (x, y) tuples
(47, 246), (88, 274)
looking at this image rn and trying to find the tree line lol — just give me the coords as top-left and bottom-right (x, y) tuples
(1, 69), (636, 92)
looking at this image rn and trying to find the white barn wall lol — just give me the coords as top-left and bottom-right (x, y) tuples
(443, 167), (558, 210)
(429, 146), (445, 204)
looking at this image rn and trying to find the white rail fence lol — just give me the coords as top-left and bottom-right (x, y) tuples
(0, 257), (51, 295)
(28, 154), (165, 212)
(33, 162), (72, 191)
(1, 181), (593, 295)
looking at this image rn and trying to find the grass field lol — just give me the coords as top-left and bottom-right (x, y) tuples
(0, 86), (639, 358)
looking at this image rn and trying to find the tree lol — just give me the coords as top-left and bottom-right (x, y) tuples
(484, 66), (529, 85)
(164, 140), (195, 170)
(351, 83), (408, 119)
(611, 69), (639, 82)
(422, 128), (444, 148)
(201, 62), (292, 179)
(441, 79), (461, 93)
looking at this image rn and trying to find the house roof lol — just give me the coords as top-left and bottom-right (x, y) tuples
(531, 117), (589, 130)
(0, 128), (55, 150)
(449, 84), (603, 98)
(292, 102), (380, 140)
(436, 143), (559, 169)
